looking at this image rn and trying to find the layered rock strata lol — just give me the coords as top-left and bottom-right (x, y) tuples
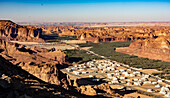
(116, 36), (170, 62)
(0, 20), (44, 42)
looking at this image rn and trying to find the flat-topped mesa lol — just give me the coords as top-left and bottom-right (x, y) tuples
(0, 20), (44, 42)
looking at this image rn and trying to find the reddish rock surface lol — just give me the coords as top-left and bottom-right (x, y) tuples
(39, 25), (170, 42)
(77, 83), (121, 97)
(116, 36), (170, 62)
(0, 39), (122, 97)
(0, 38), (73, 89)
(0, 39), (66, 65)
(0, 20), (44, 42)
(0, 54), (84, 97)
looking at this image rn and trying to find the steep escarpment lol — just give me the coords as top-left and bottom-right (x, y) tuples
(0, 39), (69, 87)
(116, 36), (170, 62)
(0, 54), (82, 97)
(0, 20), (44, 42)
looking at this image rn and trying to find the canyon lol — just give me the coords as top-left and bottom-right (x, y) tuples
(1, 20), (170, 97)
(40, 24), (170, 63)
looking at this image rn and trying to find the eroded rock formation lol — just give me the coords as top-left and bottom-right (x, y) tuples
(0, 39), (66, 65)
(0, 54), (81, 97)
(0, 20), (44, 42)
(116, 36), (170, 62)
(77, 83), (121, 97)
(39, 25), (170, 42)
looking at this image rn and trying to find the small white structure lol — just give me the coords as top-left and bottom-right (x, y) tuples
(82, 71), (87, 74)
(89, 75), (94, 78)
(133, 79), (139, 82)
(120, 76), (125, 80)
(73, 71), (80, 75)
(129, 74), (135, 77)
(165, 92), (170, 97)
(152, 81), (157, 85)
(155, 84), (161, 88)
(143, 81), (152, 84)
(158, 80), (163, 82)
(147, 89), (153, 92)
(66, 68), (72, 72)
(111, 80), (119, 84)
(160, 87), (167, 95)
(134, 82), (142, 86)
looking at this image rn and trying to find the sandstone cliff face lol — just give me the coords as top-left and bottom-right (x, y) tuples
(39, 25), (170, 42)
(0, 39), (66, 65)
(0, 39), (70, 89)
(0, 20), (44, 42)
(18, 62), (71, 89)
(0, 54), (79, 97)
(116, 36), (170, 62)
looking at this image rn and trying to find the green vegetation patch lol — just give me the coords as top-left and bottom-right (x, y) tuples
(64, 49), (102, 64)
(42, 33), (77, 42)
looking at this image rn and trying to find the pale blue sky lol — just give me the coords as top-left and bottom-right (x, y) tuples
(0, 1), (170, 22)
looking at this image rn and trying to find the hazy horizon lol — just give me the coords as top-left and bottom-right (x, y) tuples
(1, 0), (170, 22)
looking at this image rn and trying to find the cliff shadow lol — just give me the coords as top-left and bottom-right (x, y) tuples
(113, 89), (137, 96)
(41, 34), (59, 42)
(0, 49), (4, 53)
(77, 78), (105, 86)
(67, 57), (83, 63)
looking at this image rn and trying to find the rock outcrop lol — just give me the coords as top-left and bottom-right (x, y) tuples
(0, 39), (66, 65)
(116, 36), (170, 62)
(0, 20), (44, 42)
(0, 54), (82, 97)
(77, 83), (121, 97)
(18, 62), (70, 89)
(39, 25), (170, 42)
(0, 39), (70, 88)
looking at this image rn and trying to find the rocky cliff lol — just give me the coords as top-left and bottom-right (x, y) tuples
(0, 39), (66, 65)
(0, 53), (81, 97)
(39, 25), (170, 42)
(116, 36), (170, 62)
(0, 39), (121, 97)
(0, 20), (44, 42)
